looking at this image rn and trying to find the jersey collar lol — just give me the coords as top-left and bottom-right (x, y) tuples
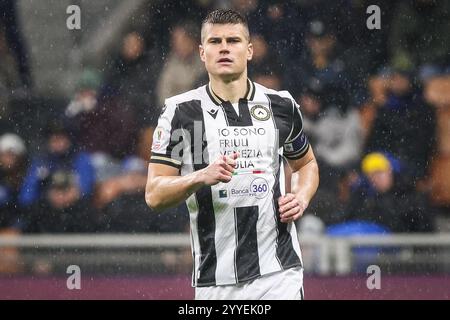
(206, 79), (255, 106)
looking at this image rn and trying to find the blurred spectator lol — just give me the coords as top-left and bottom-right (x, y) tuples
(261, 1), (304, 64)
(301, 81), (363, 186)
(105, 30), (162, 128)
(423, 76), (450, 220)
(365, 66), (436, 183)
(344, 152), (433, 232)
(147, 0), (209, 55)
(292, 0), (379, 95)
(295, 0), (353, 45)
(231, 0), (301, 63)
(286, 19), (353, 104)
(0, 24), (21, 120)
(95, 156), (149, 232)
(26, 170), (97, 233)
(298, 80), (363, 224)
(389, 0), (450, 73)
(0, 133), (27, 230)
(0, 0), (32, 88)
(357, 75), (391, 142)
(65, 69), (102, 119)
(0, 133), (27, 273)
(230, 0), (262, 34)
(18, 120), (95, 207)
(156, 21), (206, 106)
(248, 33), (281, 76)
(66, 69), (140, 160)
(248, 33), (282, 89)
(338, 0), (395, 93)
(96, 155), (189, 233)
(291, 18), (364, 212)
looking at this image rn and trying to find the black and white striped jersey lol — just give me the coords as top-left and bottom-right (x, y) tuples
(150, 80), (310, 287)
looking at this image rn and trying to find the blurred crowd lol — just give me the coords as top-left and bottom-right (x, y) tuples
(1, 0), (450, 243)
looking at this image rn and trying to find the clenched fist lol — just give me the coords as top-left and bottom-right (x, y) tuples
(199, 152), (239, 186)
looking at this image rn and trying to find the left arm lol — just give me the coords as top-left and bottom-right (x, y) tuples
(279, 146), (319, 223)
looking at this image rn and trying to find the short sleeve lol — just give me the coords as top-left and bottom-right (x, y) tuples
(283, 101), (310, 160)
(149, 103), (183, 169)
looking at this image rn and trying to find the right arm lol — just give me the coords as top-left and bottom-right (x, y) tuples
(145, 153), (238, 211)
(146, 98), (237, 211)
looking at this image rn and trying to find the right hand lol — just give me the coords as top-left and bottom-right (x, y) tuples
(200, 152), (239, 186)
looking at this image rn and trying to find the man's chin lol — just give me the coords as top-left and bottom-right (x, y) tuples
(212, 70), (242, 81)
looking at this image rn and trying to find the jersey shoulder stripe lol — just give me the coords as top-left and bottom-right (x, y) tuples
(165, 85), (206, 107)
(254, 82), (296, 101)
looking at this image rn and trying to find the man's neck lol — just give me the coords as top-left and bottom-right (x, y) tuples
(209, 73), (248, 104)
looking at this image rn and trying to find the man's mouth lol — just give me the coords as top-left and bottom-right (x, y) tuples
(218, 58), (233, 63)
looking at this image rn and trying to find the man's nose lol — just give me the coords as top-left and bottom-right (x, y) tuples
(219, 40), (229, 52)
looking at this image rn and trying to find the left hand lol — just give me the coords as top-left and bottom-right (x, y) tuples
(278, 193), (308, 223)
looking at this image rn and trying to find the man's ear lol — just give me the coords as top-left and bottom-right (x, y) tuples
(199, 45), (206, 62)
(247, 42), (253, 61)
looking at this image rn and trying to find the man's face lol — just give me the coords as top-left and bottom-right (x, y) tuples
(122, 32), (144, 61)
(47, 185), (80, 209)
(307, 35), (335, 57)
(368, 170), (393, 194)
(172, 27), (196, 60)
(199, 23), (253, 80)
(300, 94), (321, 117)
(48, 134), (71, 155)
(389, 72), (411, 96)
(0, 152), (20, 171)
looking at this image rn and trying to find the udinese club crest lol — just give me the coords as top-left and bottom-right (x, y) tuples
(250, 105), (270, 121)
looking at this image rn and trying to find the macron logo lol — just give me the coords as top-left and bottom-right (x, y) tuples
(207, 109), (219, 119)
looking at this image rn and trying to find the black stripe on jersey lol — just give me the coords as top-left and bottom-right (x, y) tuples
(247, 80), (256, 100)
(207, 80), (254, 127)
(266, 94), (294, 146)
(194, 186), (217, 286)
(287, 103), (303, 143)
(176, 100), (209, 167)
(150, 105), (184, 168)
(177, 99), (217, 286)
(272, 155), (302, 269)
(234, 205), (261, 283)
(221, 100), (253, 127)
